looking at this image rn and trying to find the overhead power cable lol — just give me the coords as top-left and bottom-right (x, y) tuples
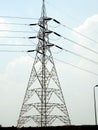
(0, 30), (36, 34)
(62, 35), (98, 54)
(26, 51), (98, 76)
(0, 50), (26, 52)
(0, 44), (35, 46)
(53, 31), (98, 55)
(1, 16), (97, 44)
(54, 57), (98, 76)
(0, 47), (97, 77)
(0, 36), (27, 39)
(0, 22), (38, 26)
(62, 24), (98, 44)
(48, 43), (98, 65)
(0, 22), (28, 26)
(52, 19), (98, 44)
(28, 32), (98, 55)
(63, 48), (98, 65)
(0, 16), (38, 20)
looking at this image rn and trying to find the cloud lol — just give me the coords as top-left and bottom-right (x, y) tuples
(0, 55), (34, 126)
(72, 15), (98, 67)
(74, 14), (98, 43)
(74, 15), (98, 33)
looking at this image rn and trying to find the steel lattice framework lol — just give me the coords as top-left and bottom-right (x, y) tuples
(17, 0), (71, 127)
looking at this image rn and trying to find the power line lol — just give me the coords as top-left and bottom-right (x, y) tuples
(1, 42), (97, 74)
(1, 41), (98, 65)
(62, 24), (98, 44)
(54, 57), (98, 76)
(0, 22), (38, 26)
(53, 31), (98, 55)
(62, 36), (98, 54)
(0, 15), (38, 20)
(27, 52), (98, 77)
(2, 32), (97, 56)
(3, 28), (95, 65)
(0, 22), (28, 26)
(0, 15), (98, 76)
(29, 32), (98, 63)
(46, 1), (81, 24)
(52, 19), (98, 45)
(44, 29), (98, 55)
(2, 47), (96, 76)
(3, 17), (96, 55)
(0, 44), (35, 46)
(0, 30), (36, 34)
(0, 50), (26, 52)
(28, 39), (37, 46)
(63, 48), (98, 65)
(48, 24), (60, 28)
(2, 16), (97, 46)
(0, 36), (27, 39)
(48, 43), (98, 65)
(49, 37), (61, 41)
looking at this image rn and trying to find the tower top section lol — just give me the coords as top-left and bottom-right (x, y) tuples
(41, 0), (46, 17)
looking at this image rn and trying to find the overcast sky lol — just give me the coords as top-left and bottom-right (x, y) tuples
(0, 0), (98, 127)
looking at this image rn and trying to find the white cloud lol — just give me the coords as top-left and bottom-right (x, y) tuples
(72, 14), (98, 64)
(0, 55), (34, 126)
(73, 14), (98, 46)
(75, 14), (98, 33)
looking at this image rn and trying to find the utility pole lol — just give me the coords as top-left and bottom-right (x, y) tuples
(94, 85), (98, 125)
(17, 0), (71, 127)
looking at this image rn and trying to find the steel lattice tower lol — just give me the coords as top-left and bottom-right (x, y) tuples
(17, 0), (71, 127)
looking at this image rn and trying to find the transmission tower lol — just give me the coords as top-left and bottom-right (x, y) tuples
(17, 0), (71, 127)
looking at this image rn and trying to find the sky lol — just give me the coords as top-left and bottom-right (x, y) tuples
(0, 0), (98, 127)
